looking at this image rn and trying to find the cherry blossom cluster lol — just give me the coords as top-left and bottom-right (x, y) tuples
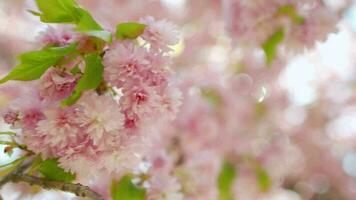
(1, 16), (181, 186)
(0, 0), (355, 200)
(223, 0), (340, 52)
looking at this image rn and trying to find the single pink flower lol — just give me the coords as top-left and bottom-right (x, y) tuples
(103, 41), (149, 87)
(38, 26), (79, 46)
(139, 16), (180, 52)
(39, 69), (78, 102)
(75, 92), (125, 145)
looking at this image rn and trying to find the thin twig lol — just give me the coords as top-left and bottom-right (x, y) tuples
(0, 156), (103, 200)
(0, 156), (34, 188)
(0, 141), (15, 146)
(0, 157), (26, 169)
(12, 174), (104, 200)
(0, 156), (33, 200)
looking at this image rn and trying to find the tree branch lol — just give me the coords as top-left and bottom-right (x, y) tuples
(12, 174), (104, 200)
(0, 156), (35, 200)
(0, 157), (103, 200)
(0, 156), (34, 188)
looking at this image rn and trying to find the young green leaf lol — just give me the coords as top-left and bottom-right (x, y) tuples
(262, 29), (285, 65)
(38, 158), (75, 182)
(34, 0), (112, 43)
(35, 0), (79, 23)
(111, 175), (146, 200)
(74, 7), (102, 31)
(83, 30), (112, 43)
(0, 43), (78, 84)
(277, 5), (305, 24)
(61, 53), (103, 106)
(217, 161), (236, 200)
(116, 22), (146, 40)
(70, 8), (112, 43)
(256, 166), (271, 192)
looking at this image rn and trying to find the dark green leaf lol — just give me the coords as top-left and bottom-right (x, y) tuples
(61, 53), (103, 106)
(0, 43), (78, 84)
(38, 158), (75, 182)
(111, 175), (146, 200)
(277, 5), (305, 24)
(256, 166), (271, 192)
(262, 29), (285, 65)
(217, 161), (236, 200)
(116, 22), (146, 40)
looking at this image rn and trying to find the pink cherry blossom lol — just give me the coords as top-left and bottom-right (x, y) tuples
(35, 106), (82, 154)
(1, 1), (355, 199)
(75, 92), (124, 145)
(39, 69), (78, 102)
(38, 26), (79, 46)
(139, 16), (180, 52)
(103, 41), (149, 88)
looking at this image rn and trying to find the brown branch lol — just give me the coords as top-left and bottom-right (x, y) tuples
(0, 156), (35, 200)
(0, 156), (34, 188)
(12, 174), (104, 200)
(0, 157), (103, 200)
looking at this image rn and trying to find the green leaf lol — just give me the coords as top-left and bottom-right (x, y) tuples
(38, 158), (75, 182)
(35, 0), (79, 23)
(34, 0), (112, 42)
(69, 8), (112, 42)
(0, 43), (78, 84)
(277, 5), (305, 24)
(70, 65), (81, 75)
(262, 29), (285, 65)
(82, 30), (112, 43)
(111, 175), (146, 200)
(61, 53), (103, 106)
(217, 161), (236, 200)
(116, 22), (146, 40)
(256, 166), (271, 192)
(74, 7), (101, 31)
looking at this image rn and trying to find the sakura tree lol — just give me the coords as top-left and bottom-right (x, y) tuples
(0, 0), (355, 200)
